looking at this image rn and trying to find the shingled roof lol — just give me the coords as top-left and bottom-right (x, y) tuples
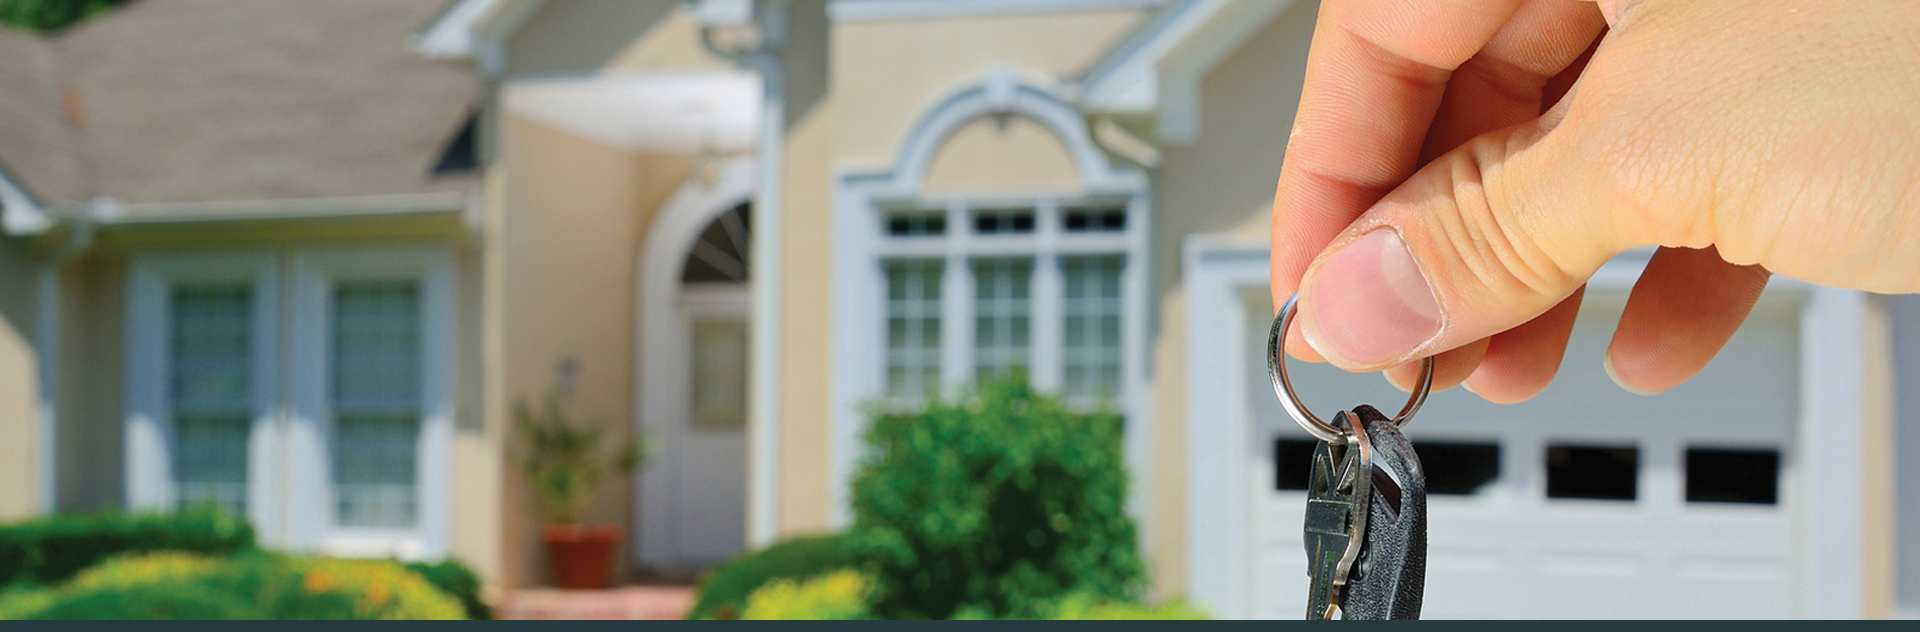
(0, 0), (478, 217)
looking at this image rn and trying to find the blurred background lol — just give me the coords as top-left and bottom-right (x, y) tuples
(0, 0), (1917, 620)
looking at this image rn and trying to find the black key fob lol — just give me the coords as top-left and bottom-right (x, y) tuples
(1341, 404), (1427, 620)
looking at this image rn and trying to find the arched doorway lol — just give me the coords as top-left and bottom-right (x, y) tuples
(636, 159), (754, 572)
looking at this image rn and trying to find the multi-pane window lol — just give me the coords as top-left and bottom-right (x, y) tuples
(170, 284), (253, 515)
(1062, 256), (1121, 403)
(885, 260), (944, 400)
(876, 201), (1131, 409)
(973, 258), (1033, 384)
(331, 280), (422, 529)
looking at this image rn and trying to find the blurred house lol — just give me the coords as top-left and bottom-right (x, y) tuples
(2, 0), (1918, 619)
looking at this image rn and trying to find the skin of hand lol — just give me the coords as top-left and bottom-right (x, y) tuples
(1270, 0), (1920, 403)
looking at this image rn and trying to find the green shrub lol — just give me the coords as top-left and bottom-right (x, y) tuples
(0, 552), (465, 620)
(689, 534), (862, 620)
(1043, 592), (1209, 620)
(25, 582), (264, 620)
(848, 379), (1144, 619)
(404, 559), (493, 620)
(0, 509), (255, 587)
(741, 569), (873, 620)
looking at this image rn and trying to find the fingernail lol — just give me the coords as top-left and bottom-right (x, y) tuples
(1603, 351), (1662, 397)
(1300, 230), (1442, 368)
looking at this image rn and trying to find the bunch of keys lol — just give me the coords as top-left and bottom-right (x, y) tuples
(1269, 295), (1431, 620)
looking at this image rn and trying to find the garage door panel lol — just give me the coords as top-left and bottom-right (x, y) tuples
(1242, 290), (1800, 619)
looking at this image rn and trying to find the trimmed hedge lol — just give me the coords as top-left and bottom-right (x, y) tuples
(848, 379), (1144, 619)
(404, 559), (493, 620)
(0, 552), (465, 620)
(688, 534), (862, 620)
(0, 509), (255, 587)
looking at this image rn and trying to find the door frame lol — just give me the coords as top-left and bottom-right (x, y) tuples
(1179, 234), (1886, 619)
(634, 157), (755, 570)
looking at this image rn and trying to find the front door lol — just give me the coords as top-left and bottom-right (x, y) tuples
(673, 288), (749, 566)
(640, 201), (753, 571)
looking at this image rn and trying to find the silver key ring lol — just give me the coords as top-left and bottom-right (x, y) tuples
(1268, 293), (1434, 444)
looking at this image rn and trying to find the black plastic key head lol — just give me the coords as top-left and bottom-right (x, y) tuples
(1342, 404), (1428, 620)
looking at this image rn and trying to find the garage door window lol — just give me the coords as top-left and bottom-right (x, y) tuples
(1413, 441), (1500, 495)
(1685, 447), (1780, 505)
(1546, 444), (1639, 501)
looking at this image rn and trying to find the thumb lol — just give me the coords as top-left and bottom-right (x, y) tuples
(1294, 116), (1629, 371)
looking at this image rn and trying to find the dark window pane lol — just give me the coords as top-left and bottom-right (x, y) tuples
(885, 213), (945, 237)
(1546, 444), (1638, 501)
(1414, 441), (1501, 495)
(973, 209), (1035, 234)
(1686, 447), (1779, 505)
(682, 203), (752, 283)
(1274, 438), (1317, 490)
(1063, 207), (1127, 233)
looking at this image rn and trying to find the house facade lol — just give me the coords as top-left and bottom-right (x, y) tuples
(3, 0), (1919, 619)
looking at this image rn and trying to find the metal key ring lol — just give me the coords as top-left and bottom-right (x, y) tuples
(1268, 293), (1434, 444)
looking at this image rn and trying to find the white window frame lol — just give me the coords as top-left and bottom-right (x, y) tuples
(288, 246), (455, 559)
(126, 250), (282, 540)
(831, 72), (1154, 530)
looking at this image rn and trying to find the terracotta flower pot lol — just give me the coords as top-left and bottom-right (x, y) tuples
(543, 524), (619, 589)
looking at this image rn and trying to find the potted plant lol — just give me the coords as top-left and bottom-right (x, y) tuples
(515, 395), (647, 589)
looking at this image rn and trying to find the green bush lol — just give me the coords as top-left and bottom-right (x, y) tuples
(1043, 592), (1209, 620)
(847, 379), (1144, 619)
(0, 552), (465, 620)
(25, 582), (265, 620)
(404, 559), (493, 620)
(689, 534), (862, 620)
(740, 569), (873, 620)
(0, 509), (255, 587)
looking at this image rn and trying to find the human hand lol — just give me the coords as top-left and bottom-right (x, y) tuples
(1270, 0), (1920, 402)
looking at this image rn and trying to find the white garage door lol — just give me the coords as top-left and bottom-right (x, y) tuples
(1245, 290), (1801, 619)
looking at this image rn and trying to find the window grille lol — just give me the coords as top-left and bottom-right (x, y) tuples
(170, 284), (252, 515)
(331, 280), (422, 528)
(885, 260), (944, 400)
(973, 258), (1032, 384)
(1062, 256), (1122, 404)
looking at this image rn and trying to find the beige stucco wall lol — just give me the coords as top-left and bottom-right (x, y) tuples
(492, 114), (692, 588)
(0, 240), (40, 519)
(1147, 0), (1319, 598)
(922, 116), (1083, 195)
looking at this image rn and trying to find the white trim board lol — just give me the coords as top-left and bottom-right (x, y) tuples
(1180, 235), (1885, 619)
(830, 73), (1156, 544)
(633, 157), (757, 570)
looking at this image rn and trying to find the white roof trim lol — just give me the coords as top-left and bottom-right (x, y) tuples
(85, 192), (470, 226)
(0, 166), (51, 236)
(1078, 0), (1297, 143)
(411, 0), (513, 60)
(828, 0), (1170, 23)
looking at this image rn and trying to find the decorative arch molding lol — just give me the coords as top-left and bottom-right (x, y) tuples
(830, 71), (1155, 534)
(852, 69), (1147, 195)
(632, 156), (754, 569)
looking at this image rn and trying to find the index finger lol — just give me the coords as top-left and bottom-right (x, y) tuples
(1271, 0), (1525, 358)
